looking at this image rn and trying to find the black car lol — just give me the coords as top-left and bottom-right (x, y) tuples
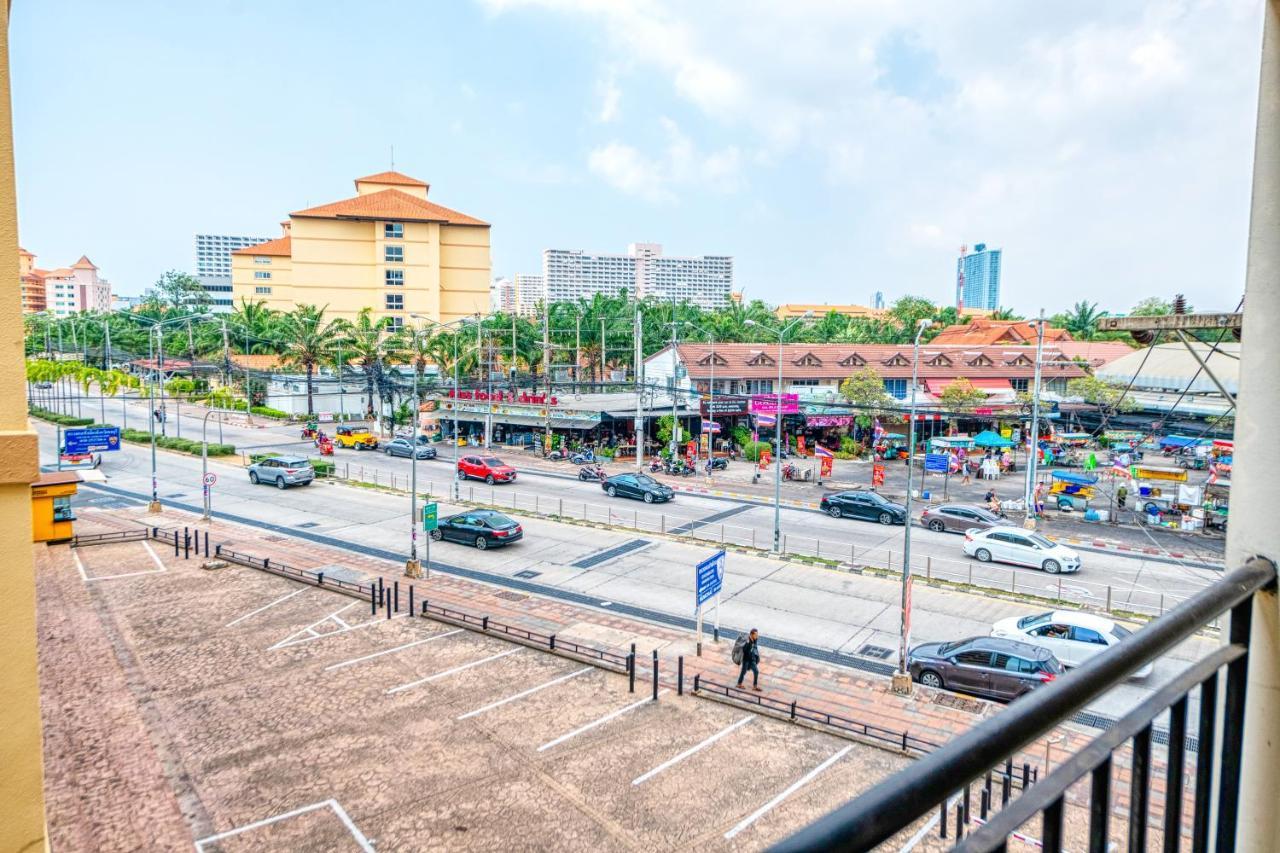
(602, 472), (675, 503)
(383, 437), (436, 459)
(819, 490), (906, 524)
(429, 509), (523, 550)
(907, 636), (1063, 702)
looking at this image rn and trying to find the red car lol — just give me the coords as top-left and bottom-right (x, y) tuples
(457, 454), (517, 485)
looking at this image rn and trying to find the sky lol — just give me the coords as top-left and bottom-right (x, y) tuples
(10, 0), (1264, 314)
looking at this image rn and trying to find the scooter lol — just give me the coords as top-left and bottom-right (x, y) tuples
(782, 463), (800, 481)
(570, 449), (596, 465)
(578, 464), (608, 482)
(708, 457), (729, 471)
(649, 458), (663, 473)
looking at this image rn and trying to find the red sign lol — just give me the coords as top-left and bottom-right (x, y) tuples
(820, 456), (833, 478)
(872, 463), (886, 487)
(749, 394), (800, 415)
(759, 449), (772, 468)
(975, 407), (994, 416)
(797, 436), (807, 456)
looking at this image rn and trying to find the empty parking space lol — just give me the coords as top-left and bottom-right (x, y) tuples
(52, 537), (921, 850)
(72, 540), (167, 582)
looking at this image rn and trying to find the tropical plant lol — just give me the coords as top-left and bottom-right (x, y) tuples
(1061, 301), (1102, 339)
(336, 308), (404, 430)
(280, 305), (344, 416)
(1066, 375), (1138, 412)
(838, 367), (898, 438)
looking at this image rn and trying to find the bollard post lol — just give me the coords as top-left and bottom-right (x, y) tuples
(1022, 762), (1031, 789)
(379, 576), (384, 602)
(394, 581), (399, 613)
(791, 701), (798, 721)
(317, 572), (324, 586)
(677, 656), (684, 695)
(193, 530), (199, 556)
(955, 803), (964, 840)
(482, 616), (489, 631)
(422, 599), (429, 616)
(215, 543), (222, 557)
(263, 557), (270, 570)
(174, 532), (179, 557)
(1003, 758), (1012, 805)
(386, 589), (392, 620)
(661, 515), (666, 534)
(967, 562), (972, 586)
(1057, 577), (1063, 602)
(980, 788), (989, 820)
(628, 653), (636, 693)
(652, 650), (658, 701)
(408, 585), (413, 616)
(550, 634), (556, 651)
(713, 626), (719, 643)
(926, 556), (932, 580)
(963, 785), (971, 826)
(1106, 585), (1113, 613)
(693, 674), (700, 693)
(371, 585), (377, 615)
(939, 800), (948, 839)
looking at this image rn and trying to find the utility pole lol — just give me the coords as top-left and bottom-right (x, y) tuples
(574, 314), (581, 393)
(634, 304), (645, 471)
(669, 301), (679, 461)
(1023, 311), (1046, 528)
(103, 319), (111, 371)
(600, 317), (607, 387)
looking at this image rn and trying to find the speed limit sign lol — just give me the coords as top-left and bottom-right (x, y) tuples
(203, 472), (217, 486)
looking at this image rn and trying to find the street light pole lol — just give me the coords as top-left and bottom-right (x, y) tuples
(893, 318), (932, 694)
(1024, 311), (1046, 528)
(405, 324), (424, 578)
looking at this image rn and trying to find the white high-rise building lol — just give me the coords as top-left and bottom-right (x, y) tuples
(490, 277), (516, 313)
(196, 233), (272, 313)
(513, 273), (544, 316)
(541, 243), (732, 309)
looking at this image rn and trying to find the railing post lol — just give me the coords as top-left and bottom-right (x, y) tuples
(1002, 758), (1012, 806)
(263, 557), (270, 570)
(939, 800), (947, 840)
(317, 572), (324, 586)
(482, 616), (489, 631)
(791, 701), (797, 721)
(693, 673), (700, 693)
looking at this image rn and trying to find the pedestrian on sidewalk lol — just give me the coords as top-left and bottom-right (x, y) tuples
(961, 457), (971, 485)
(734, 628), (762, 691)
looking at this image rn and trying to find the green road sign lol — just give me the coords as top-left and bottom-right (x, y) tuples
(422, 502), (438, 531)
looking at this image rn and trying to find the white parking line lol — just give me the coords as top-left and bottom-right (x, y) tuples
(225, 589), (306, 627)
(723, 745), (853, 840)
(457, 666), (594, 720)
(386, 648), (523, 695)
(193, 798), (374, 852)
(269, 602), (364, 650)
(325, 630), (464, 671)
(142, 541), (166, 572)
(78, 540), (170, 582)
(537, 691), (668, 752)
(632, 715), (754, 785)
(72, 549), (89, 582)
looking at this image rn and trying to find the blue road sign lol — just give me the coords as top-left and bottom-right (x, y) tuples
(695, 550), (725, 609)
(64, 426), (121, 455)
(924, 452), (950, 473)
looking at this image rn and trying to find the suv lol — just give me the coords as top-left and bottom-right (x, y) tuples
(333, 425), (378, 450)
(908, 636), (1063, 702)
(457, 455), (517, 484)
(820, 490), (906, 525)
(248, 455), (315, 489)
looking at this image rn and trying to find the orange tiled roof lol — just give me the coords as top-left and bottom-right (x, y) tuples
(231, 236), (292, 257)
(354, 170), (428, 188)
(18, 246), (33, 257)
(71, 255), (98, 270)
(228, 353), (285, 370)
(290, 188), (488, 226)
(930, 319), (1074, 346)
(44, 267), (74, 278)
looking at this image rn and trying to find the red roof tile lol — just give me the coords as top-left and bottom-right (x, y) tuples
(354, 170), (428, 188)
(291, 188), (487, 226)
(71, 255), (98, 270)
(231, 236), (292, 257)
(930, 319), (1073, 346)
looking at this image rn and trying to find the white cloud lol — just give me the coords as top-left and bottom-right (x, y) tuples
(596, 68), (622, 122)
(587, 116), (742, 201)
(587, 142), (673, 202)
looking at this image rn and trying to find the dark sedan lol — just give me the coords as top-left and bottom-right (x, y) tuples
(428, 509), (523, 550)
(383, 437), (436, 460)
(907, 636), (1063, 702)
(919, 503), (1011, 534)
(819, 490), (906, 524)
(602, 472), (675, 503)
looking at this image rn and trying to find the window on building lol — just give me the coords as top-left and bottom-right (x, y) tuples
(745, 379), (774, 395)
(254, 256), (271, 265)
(790, 379), (819, 386)
(385, 293), (404, 311)
(384, 222), (404, 239)
(386, 316), (404, 331)
(1011, 378), (1030, 393)
(255, 286), (273, 295)
(385, 269), (404, 286)
(385, 245), (404, 263)
(254, 271), (272, 280)
(884, 379), (908, 399)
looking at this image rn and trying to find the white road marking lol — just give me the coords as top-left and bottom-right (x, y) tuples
(898, 795), (956, 853)
(537, 691), (667, 752)
(457, 666), (594, 720)
(142, 540), (167, 572)
(723, 745), (853, 840)
(387, 648), (523, 695)
(193, 798), (374, 852)
(72, 549), (89, 582)
(225, 589), (306, 627)
(325, 630), (464, 671)
(632, 715), (754, 785)
(269, 602), (362, 650)
(78, 540), (170, 582)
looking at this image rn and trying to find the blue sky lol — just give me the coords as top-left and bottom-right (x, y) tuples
(11, 1), (1264, 313)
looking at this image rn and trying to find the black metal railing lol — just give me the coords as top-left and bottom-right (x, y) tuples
(772, 556), (1276, 853)
(71, 529), (150, 547)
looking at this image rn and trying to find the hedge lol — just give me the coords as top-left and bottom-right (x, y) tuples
(117, 428), (235, 456)
(29, 407), (96, 427)
(743, 441), (772, 462)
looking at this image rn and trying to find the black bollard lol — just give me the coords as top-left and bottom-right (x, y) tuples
(939, 800), (948, 839)
(652, 650), (658, 701)
(385, 588), (392, 619)
(408, 585), (414, 617)
(1002, 758), (1012, 805)
(955, 803), (964, 839)
(628, 653), (635, 693)
(173, 531), (179, 557)
(317, 572), (324, 586)
(371, 585), (377, 615)
(677, 656), (684, 695)
(184, 531), (190, 560)
(394, 581), (399, 613)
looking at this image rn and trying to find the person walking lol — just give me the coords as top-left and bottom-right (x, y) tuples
(1034, 481), (1047, 518)
(734, 628), (762, 691)
(961, 457), (971, 485)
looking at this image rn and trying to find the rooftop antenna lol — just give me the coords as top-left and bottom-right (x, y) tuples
(390, 144), (395, 170)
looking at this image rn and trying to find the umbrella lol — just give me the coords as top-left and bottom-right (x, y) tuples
(972, 430), (1014, 448)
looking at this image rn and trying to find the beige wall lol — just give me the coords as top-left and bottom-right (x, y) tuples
(232, 250), (293, 312)
(0, 0), (50, 848)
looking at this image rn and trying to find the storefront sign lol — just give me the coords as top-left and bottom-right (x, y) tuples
(975, 407), (994, 416)
(749, 394), (799, 415)
(701, 395), (750, 417)
(872, 463), (886, 486)
(805, 415), (853, 428)
(820, 456), (833, 478)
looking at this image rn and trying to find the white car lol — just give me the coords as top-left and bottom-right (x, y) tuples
(991, 610), (1151, 679)
(962, 528), (1081, 574)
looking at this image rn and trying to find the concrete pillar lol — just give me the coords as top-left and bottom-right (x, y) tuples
(1232, 1), (1280, 848)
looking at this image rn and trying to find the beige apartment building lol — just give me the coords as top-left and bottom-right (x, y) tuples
(231, 170), (491, 327)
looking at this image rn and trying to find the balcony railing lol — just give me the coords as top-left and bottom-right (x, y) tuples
(772, 556), (1276, 853)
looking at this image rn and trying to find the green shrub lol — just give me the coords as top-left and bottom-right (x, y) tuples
(731, 424), (751, 449)
(311, 459), (336, 476)
(249, 405), (290, 419)
(839, 436), (860, 455)
(597, 445), (617, 460)
(206, 443), (236, 456)
(743, 441), (772, 462)
(28, 407), (95, 427)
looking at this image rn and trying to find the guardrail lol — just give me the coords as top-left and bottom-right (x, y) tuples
(71, 529), (149, 547)
(771, 556), (1278, 852)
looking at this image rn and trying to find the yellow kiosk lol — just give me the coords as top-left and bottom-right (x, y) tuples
(31, 471), (81, 542)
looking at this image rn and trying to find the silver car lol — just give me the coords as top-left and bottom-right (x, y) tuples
(248, 455), (315, 489)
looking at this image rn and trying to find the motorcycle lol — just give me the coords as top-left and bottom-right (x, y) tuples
(649, 458), (663, 473)
(782, 463), (799, 481)
(570, 449), (596, 465)
(578, 464), (608, 482)
(547, 448), (567, 461)
(708, 457), (729, 471)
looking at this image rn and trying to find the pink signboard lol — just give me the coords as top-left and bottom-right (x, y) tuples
(749, 394), (799, 415)
(805, 415), (853, 427)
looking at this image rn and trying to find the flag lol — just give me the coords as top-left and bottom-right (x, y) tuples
(1208, 461), (1218, 485)
(815, 444), (834, 459)
(756, 412), (777, 428)
(873, 418), (885, 443)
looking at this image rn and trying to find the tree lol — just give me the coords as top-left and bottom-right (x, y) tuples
(1130, 297), (1174, 316)
(888, 296), (937, 332)
(839, 367), (897, 440)
(151, 270), (209, 310)
(280, 305), (344, 416)
(989, 307), (1023, 321)
(938, 378), (988, 420)
(336, 308), (404, 431)
(1062, 300), (1102, 340)
(1066, 375), (1138, 412)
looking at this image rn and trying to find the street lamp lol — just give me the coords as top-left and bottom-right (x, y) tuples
(400, 320), (431, 579)
(412, 314), (472, 502)
(678, 320), (718, 481)
(893, 318), (932, 695)
(746, 312), (811, 553)
(200, 408), (225, 520)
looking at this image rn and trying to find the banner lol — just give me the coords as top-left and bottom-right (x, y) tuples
(63, 426), (121, 455)
(805, 415), (854, 427)
(759, 449), (772, 468)
(749, 394), (799, 415)
(820, 456), (833, 478)
(797, 436), (807, 456)
(701, 395), (750, 417)
(872, 463), (886, 487)
(924, 453), (950, 473)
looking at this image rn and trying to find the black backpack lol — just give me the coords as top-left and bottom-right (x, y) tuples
(732, 633), (747, 665)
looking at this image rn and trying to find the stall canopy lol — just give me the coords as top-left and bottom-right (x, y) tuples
(1159, 434), (1208, 448)
(972, 430), (1014, 448)
(1052, 471), (1098, 486)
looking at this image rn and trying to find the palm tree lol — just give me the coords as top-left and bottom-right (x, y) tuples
(989, 306), (1023, 321)
(337, 308), (403, 430)
(1063, 301), (1101, 340)
(228, 297), (283, 354)
(280, 305), (344, 416)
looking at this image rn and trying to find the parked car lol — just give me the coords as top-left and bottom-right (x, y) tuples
(919, 503), (1012, 534)
(907, 636), (1063, 702)
(332, 425), (378, 450)
(248, 455), (315, 489)
(457, 454), (517, 484)
(383, 437), (436, 460)
(602, 472), (674, 503)
(820, 490), (906, 525)
(962, 528), (1081, 574)
(991, 610), (1151, 678)
(429, 509), (523, 550)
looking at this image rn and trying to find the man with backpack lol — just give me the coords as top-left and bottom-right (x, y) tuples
(733, 628), (762, 691)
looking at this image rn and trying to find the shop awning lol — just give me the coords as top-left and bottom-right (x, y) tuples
(450, 413), (600, 430)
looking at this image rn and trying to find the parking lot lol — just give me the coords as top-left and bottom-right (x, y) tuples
(42, 534), (934, 851)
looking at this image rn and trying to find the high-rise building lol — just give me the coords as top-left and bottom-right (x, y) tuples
(196, 233), (272, 313)
(230, 171), (491, 329)
(541, 243), (732, 309)
(956, 243), (1002, 311)
(19, 249), (112, 316)
(513, 273), (544, 315)
(490, 277), (516, 313)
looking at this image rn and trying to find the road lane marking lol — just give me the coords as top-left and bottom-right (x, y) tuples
(723, 745), (853, 839)
(457, 666), (594, 720)
(142, 540), (167, 572)
(632, 715), (754, 785)
(325, 630), (464, 671)
(194, 798), (374, 853)
(72, 549), (89, 582)
(225, 589), (306, 627)
(268, 602), (361, 650)
(387, 648), (523, 694)
(537, 691), (667, 752)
